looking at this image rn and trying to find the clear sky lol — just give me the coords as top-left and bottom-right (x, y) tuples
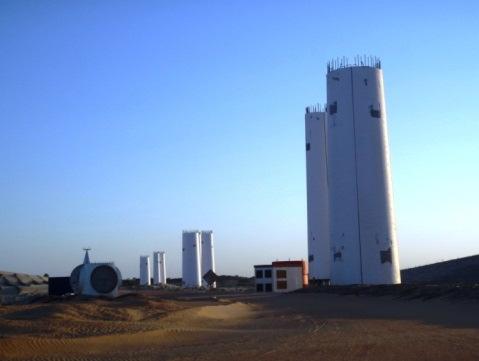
(1, 1), (478, 278)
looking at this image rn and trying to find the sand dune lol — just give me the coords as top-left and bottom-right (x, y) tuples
(1, 292), (479, 360)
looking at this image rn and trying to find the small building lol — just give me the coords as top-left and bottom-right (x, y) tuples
(254, 260), (308, 293)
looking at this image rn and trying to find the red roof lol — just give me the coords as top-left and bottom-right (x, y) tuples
(272, 260), (305, 268)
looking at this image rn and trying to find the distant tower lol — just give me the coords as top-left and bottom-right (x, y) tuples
(159, 251), (167, 285)
(200, 231), (216, 288)
(153, 251), (167, 286)
(153, 252), (161, 285)
(139, 255), (151, 286)
(326, 58), (400, 284)
(305, 110), (330, 282)
(182, 231), (201, 287)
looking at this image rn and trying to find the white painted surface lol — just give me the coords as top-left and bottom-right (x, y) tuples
(326, 65), (400, 285)
(305, 111), (330, 280)
(152, 252), (160, 285)
(182, 231), (202, 287)
(200, 231), (216, 288)
(139, 255), (151, 286)
(79, 262), (122, 298)
(272, 266), (304, 293)
(159, 251), (167, 285)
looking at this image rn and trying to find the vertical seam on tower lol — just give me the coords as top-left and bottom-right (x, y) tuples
(350, 68), (364, 283)
(323, 114), (329, 188)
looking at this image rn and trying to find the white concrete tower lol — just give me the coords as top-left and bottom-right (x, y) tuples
(326, 57), (400, 285)
(159, 251), (167, 285)
(182, 231), (202, 287)
(200, 230), (216, 288)
(139, 255), (151, 286)
(305, 108), (330, 282)
(153, 252), (161, 285)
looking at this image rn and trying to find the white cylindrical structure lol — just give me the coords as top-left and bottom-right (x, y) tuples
(139, 255), (151, 286)
(182, 231), (201, 287)
(326, 61), (400, 285)
(153, 252), (161, 285)
(159, 251), (167, 285)
(305, 110), (330, 282)
(200, 230), (216, 288)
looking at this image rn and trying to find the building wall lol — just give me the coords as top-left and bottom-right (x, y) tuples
(305, 110), (330, 281)
(254, 266), (273, 292)
(327, 65), (400, 285)
(272, 266), (304, 293)
(182, 231), (202, 287)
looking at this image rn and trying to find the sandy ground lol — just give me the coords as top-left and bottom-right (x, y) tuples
(1, 291), (479, 361)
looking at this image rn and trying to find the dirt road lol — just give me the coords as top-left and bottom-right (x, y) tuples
(1, 292), (478, 360)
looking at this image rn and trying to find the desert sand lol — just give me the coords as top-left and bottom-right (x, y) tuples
(1, 291), (479, 361)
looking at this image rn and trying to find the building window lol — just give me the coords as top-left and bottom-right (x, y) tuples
(264, 270), (272, 278)
(265, 283), (272, 292)
(256, 284), (264, 292)
(333, 251), (342, 262)
(380, 248), (392, 264)
(306, 142), (311, 151)
(329, 101), (337, 115)
(276, 270), (287, 279)
(370, 105), (381, 118)
(255, 270), (263, 279)
(277, 280), (287, 289)
(308, 254), (314, 262)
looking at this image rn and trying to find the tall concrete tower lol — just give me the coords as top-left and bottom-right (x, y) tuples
(153, 251), (167, 285)
(305, 109), (330, 282)
(326, 57), (400, 285)
(139, 255), (151, 286)
(159, 251), (167, 285)
(153, 252), (161, 285)
(200, 231), (216, 288)
(306, 57), (400, 285)
(182, 231), (202, 287)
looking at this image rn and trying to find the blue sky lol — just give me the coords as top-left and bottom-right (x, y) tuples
(1, 1), (478, 278)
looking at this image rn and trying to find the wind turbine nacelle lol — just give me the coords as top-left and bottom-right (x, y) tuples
(70, 263), (122, 298)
